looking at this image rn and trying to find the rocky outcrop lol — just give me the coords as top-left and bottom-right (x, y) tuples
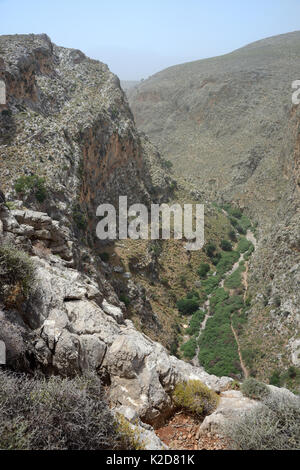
(1, 207), (73, 262)
(0, 33), (176, 342)
(198, 390), (258, 436)
(0, 34), (174, 226)
(197, 385), (296, 439)
(0, 205), (232, 436)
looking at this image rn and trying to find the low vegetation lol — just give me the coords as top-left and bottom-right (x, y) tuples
(224, 393), (300, 450)
(198, 295), (244, 376)
(72, 204), (87, 231)
(241, 378), (270, 400)
(176, 296), (199, 315)
(224, 263), (245, 289)
(215, 250), (240, 277)
(185, 310), (205, 336)
(0, 370), (135, 450)
(180, 337), (198, 359)
(173, 380), (219, 417)
(0, 245), (35, 306)
(197, 262), (210, 278)
(14, 175), (47, 203)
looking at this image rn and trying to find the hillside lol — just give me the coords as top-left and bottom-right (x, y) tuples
(128, 32), (300, 384)
(0, 33), (299, 450)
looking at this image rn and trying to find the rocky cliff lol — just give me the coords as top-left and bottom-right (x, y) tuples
(128, 32), (300, 381)
(0, 34), (235, 448)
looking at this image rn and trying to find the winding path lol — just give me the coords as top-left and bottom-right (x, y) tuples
(231, 321), (249, 378)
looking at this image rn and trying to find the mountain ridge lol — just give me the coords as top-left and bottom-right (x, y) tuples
(128, 31), (300, 382)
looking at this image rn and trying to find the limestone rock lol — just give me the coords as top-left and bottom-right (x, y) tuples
(102, 299), (124, 323)
(198, 390), (259, 436)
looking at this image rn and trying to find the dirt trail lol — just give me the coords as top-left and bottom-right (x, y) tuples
(231, 321), (249, 378)
(242, 262), (249, 301)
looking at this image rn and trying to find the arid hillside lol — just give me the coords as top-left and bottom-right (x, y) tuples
(129, 32), (300, 383)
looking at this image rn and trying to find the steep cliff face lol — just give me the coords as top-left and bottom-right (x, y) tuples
(128, 32), (300, 379)
(0, 33), (176, 335)
(0, 34), (176, 361)
(0, 34), (172, 227)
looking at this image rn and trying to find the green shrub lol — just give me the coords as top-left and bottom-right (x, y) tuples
(180, 337), (198, 359)
(241, 378), (270, 400)
(161, 159), (173, 170)
(239, 215), (252, 231)
(228, 230), (237, 242)
(119, 294), (130, 307)
(230, 380), (241, 390)
(269, 370), (281, 387)
(236, 224), (247, 235)
(186, 290), (200, 300)
(216, 251), (240, 277)
(99, 252), (110, 262)
(201, 275), (221, 295)
(186, 310), (205, 336)
(287, 366), (298, 379)
(223, 204), (243, 219)
(210, 288), (229, 309)
(244, 244), (255, 260)
(0, 370), (134, 450)
(173, 380), (219, 417)
(205, 243), (216, 258)
(224, 295), (244, 311)
(212, 252), (221, 266)
(223, 393), (300, 450)
(72, 205), (87, 231)
(5, 201), (18, 210)
(170, 339), (179, 357)
(224, 264), (245, 289)
(220, 239), (232, 251)
(229, 216), (239, 228)
(237, 237), (252, 254)
(176, 297), (199, 315)
(115, 414), (145, 450)
(0, 245), (35, 304)
(14, 175), (47, 203)
(197, 262), (210, 278)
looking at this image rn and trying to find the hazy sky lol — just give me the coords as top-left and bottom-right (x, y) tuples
(1, 0), (300, 80)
